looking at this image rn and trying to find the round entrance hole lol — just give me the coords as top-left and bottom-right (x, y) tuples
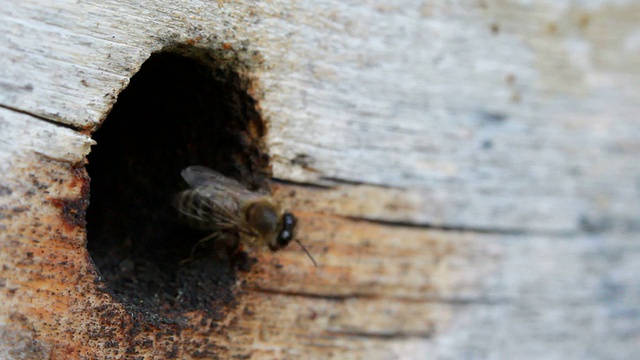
(86, 49), (269, 316)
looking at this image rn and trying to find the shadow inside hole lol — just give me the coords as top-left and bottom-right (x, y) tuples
(86, 50), (268, 316)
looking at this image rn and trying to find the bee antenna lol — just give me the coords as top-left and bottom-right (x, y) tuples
(295, 239), (318, 267)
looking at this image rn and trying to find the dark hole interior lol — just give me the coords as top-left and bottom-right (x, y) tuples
(86, 49), (269, 317)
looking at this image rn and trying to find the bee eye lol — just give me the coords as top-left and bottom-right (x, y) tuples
(275, 212), (297, 248)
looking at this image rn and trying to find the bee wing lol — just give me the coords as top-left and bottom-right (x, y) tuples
(181, 166), (249, 191)
(177, 166), (266, 233)
(175, 187), (240, 230)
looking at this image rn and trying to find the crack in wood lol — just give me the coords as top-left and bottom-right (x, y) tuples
(249, 287), (510, 306)
(319, 176), (400, 189)
(0, 103), (81, 132)
(341, 215), (578, 237)
(271, 177), (333, 189)
(322, 329), (434, 340)
(275, 180), (585, 237)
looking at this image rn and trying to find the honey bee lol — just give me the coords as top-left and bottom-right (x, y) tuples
(174, 165), (317, 266)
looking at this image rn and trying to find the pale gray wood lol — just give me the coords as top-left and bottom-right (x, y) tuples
(1, 0), (639, 359)
(0, 108), (94, 167)
(2, 1), (639, 234)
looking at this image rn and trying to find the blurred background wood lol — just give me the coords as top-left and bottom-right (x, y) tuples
(1, 1), (639, 359)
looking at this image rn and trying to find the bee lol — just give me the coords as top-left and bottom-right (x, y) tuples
(174, 165), (317, 266)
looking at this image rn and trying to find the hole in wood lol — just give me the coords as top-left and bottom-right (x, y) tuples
(86, 48), (269, 317)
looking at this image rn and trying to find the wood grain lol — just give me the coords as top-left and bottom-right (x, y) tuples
(1, 0), (639, 359)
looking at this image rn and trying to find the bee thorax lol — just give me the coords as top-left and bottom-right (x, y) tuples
(245, 202), (278, 236)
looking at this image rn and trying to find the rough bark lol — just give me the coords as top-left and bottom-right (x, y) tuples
(1, 1), (639, 359)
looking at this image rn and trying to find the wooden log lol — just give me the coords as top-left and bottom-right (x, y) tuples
(1, 1), (639, 359)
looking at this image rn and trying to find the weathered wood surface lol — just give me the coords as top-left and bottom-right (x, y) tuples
(1, 1), (639, 359)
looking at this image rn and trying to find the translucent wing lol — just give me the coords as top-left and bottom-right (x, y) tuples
(175, 187), (239, 231)
(175, 166), (263, 233)
(181, 166), (249, 192)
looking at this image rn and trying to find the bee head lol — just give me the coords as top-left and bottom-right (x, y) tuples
(245, 203), (296, 251)
(269, 212), (297, 251)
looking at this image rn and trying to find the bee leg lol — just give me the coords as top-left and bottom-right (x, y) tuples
(179, 232), (223, 265)
(191, 232), (223, 257)
(229, 244), (244, 261)
(227, 239), (254, 272)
